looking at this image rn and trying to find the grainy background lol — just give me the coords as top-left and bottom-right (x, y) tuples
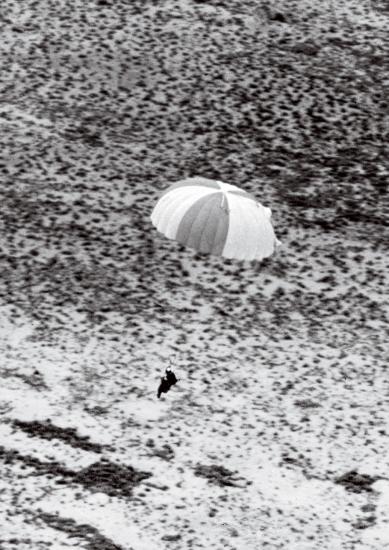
(0, 0), (388, 549)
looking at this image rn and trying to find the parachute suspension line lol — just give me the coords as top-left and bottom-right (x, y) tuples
(169, 351), (190, 367)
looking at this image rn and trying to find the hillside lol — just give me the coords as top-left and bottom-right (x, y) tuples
(0, 1), (388, 549)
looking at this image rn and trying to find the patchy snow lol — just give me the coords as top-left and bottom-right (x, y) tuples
(0, 0), (387, 548)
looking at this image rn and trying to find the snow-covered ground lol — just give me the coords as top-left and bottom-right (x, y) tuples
(0, 0), (388, 548)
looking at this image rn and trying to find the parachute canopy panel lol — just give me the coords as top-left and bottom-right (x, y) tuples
(150, 177), (281, 261)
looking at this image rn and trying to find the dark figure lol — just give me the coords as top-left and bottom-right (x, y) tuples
(165, 367), (177, 386)
(157, 367), (178, 398)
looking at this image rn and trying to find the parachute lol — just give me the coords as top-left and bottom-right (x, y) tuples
(150, 177), (281, 261)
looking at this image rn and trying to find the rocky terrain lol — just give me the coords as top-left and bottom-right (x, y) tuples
(0, 0), (388, 548)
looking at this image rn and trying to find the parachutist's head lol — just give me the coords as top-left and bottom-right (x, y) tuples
(166, 366), (171, 372)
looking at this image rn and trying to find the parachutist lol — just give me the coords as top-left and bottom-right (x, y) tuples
(157, 367), (178, 398)
(166, 366), (178, 385)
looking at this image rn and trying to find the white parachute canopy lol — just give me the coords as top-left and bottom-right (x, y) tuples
(151, 177), (281, 261)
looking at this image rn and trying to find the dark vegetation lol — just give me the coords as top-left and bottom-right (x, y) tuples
(38, 512), (125, 550)
(194, 464), (250, 487)
(334, 471), (383, 494)
(0, 446), (151, 499)
(12, 419), (114, 454)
